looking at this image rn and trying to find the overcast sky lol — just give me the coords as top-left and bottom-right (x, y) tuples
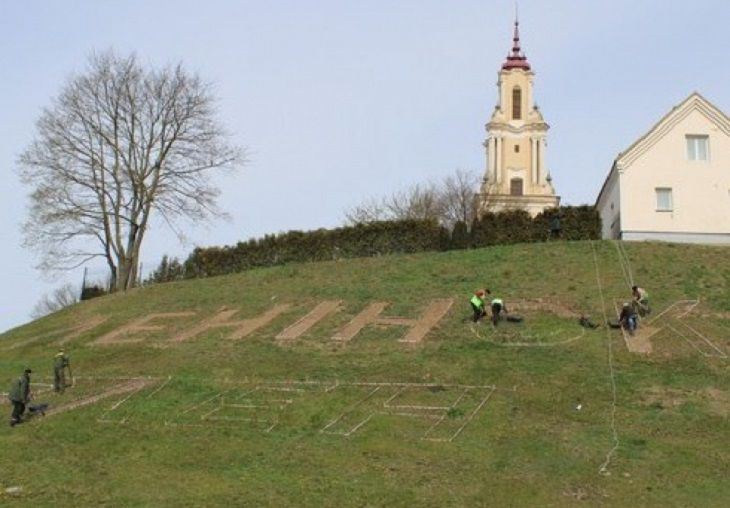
(1, 0), (729, 333)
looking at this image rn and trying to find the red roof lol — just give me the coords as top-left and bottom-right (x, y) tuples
(502, 20), (531, 71)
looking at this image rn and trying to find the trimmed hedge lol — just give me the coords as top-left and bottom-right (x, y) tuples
(183, 219), (449, 278)
(174, 206), (600, 280)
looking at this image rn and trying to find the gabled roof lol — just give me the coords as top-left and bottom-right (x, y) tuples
(595, 92), (730, 207)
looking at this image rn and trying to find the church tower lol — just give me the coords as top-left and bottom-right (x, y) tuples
(476, 18), (560, 217)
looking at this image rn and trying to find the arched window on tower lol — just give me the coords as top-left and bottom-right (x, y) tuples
(512, 86), (522, 120)
(510, 177), (523, 196)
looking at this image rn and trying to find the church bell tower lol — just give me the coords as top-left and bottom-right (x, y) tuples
(477, 18), (560, 216)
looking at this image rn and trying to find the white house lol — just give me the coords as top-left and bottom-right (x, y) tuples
(596, 92), (730, 244)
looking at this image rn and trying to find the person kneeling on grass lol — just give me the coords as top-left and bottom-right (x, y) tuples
(579, 314), (600, 329)
(470, 289), (490, 323)
(490, 296), (508, 326)
(619, 302), (637, 335)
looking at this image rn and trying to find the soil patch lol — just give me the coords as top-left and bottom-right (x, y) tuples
(332, 299), (453, 343)
(276, 300), (342, 341)
(625, 325), (657, 354)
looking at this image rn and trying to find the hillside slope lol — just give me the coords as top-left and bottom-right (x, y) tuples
(1, 241), (728, 506)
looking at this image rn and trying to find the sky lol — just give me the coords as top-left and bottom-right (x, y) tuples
(1, 0), (729, 333)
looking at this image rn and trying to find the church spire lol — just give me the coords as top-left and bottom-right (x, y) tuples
(501, 17), (531, 71)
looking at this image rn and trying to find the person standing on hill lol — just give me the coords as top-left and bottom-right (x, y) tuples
(490, 295), (508, 326)
(8, 368), (32, 427)
(53, 349), (71, 393)
(470, 289), (490, 323)
(632, 285), (650, 316)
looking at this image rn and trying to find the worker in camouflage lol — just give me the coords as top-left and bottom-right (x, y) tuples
(8, 368), (32, 427)
(53, 349), (71, 393)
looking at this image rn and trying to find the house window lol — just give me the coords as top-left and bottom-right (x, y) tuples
(514, 144), (520, 153)
(512, 87), (522, 120)
(510, 178), (523, 196)
(686, 135), (709, 161)
(656, 188), (673, 211)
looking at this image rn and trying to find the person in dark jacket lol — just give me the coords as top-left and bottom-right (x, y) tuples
(619, 302), (637, 335)
(490, 296), (508, 326)
(53, 349), (70, 393)
(8, 368), (32, 427)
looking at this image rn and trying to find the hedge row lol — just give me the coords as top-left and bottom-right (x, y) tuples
(182, 219), (449, 279)
(150, 206), (600, 282)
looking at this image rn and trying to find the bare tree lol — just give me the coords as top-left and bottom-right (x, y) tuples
(31, 283), (79, 319)
(382, 183), (442, 221)
(344, 169), (479, 227)
(439, 168), (479, 228)
(345, 197), (389, 224)
(18, 50), (244, 291)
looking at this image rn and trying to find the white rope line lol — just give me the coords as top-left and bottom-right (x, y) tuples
(346, 414), (374, 436)
(613, 241), (632, 289)
(382, 386), (407, 407)
(421, 394), (461, 440)
(387, 412), (442, 420)
(666, 324), (714, 357)
(681, 322), (727, 357)
(667, 323), (728, 358)
(617, 241), (634, 287)
(73, 376), (498, 439)
(200, 405), (223, 420)
(320, 386), (381, 433)
(645, 300), (699, 326)
(468, 324), (586, 348)
(108, 383), (147, 411)
(145, 376), (173, 399)
(592, 241), (620, 476)
(180, 391), (227, 415)
(447, 387), (495, 442)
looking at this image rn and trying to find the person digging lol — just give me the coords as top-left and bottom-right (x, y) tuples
(619, 302), (638, 336)
(8, 368), (32, 427)
(470, 289), (490, 323)
(490, 296), (508, 326)
(53, 348), (71, 393)
(632, 285), (651, 317)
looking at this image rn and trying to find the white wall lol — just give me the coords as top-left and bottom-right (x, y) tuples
(620, 109), (730, 239)
(596, 166), (621, 239)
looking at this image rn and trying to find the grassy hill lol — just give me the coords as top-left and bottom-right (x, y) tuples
(1, 240), (728, 506)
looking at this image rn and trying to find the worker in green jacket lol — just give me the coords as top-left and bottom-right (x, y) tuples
(490, 297), (508, 326)
(8, 368), (32, 427)
(53, 349), (71, 393)
(470, 289), (490, 323)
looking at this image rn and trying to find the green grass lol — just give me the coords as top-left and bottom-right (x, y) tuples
(1, 240), (729, 506)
